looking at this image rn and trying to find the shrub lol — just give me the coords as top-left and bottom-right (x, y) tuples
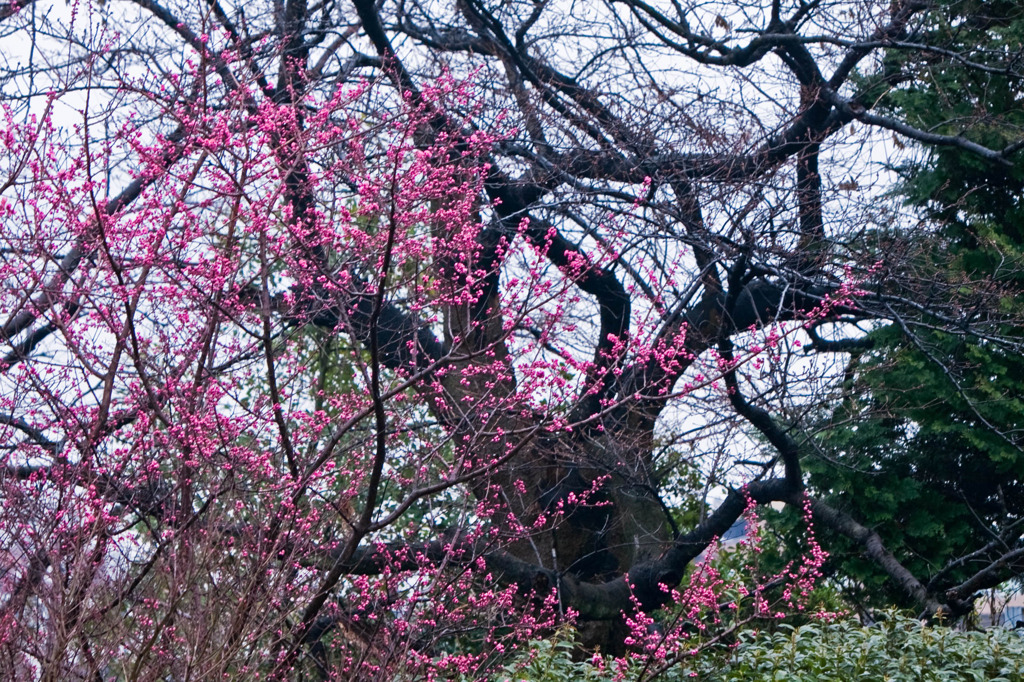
(486, 614), (1024, 681)
(711, 614), (1024, 682)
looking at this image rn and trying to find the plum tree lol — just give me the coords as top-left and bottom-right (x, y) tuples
(0, 0), (1022, 678)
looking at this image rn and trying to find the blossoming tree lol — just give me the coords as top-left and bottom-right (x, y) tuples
(1, 0), (1022, 678)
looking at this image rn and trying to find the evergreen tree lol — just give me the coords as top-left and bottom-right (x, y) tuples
(808, 0), (1024, 611)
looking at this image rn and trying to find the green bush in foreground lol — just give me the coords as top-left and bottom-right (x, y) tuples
(713, 615), (1024, 682)
(488, 614), (1024, 681)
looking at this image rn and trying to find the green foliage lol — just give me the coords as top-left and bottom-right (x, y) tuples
(465, 615), (1024, 681)
(861, 1), (1024, 273)
(805, 329), (1024, 605)
(492, 633), (613, 682)
(711, 613), (1024, 682)
(806, 0), (1024, 608)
